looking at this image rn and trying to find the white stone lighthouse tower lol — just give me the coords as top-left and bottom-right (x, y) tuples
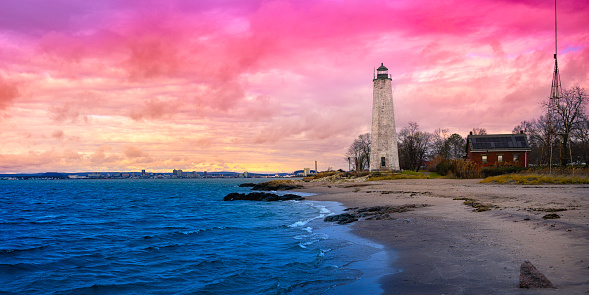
(370, 63), (400, 171)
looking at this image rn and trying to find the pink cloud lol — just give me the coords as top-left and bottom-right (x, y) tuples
(0, 76), (19, 111)
(124, 145), (149, 158)
(129, 98), (180, 121)
(90, 145), (122, 164)
(0, 0), (588, 173)
(51, 130), (64, 139)
(49, 103), (89, 123)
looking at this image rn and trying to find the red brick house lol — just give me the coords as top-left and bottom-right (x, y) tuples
(466, 132), (531, 167)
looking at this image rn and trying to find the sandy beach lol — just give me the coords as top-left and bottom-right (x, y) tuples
(294, 179), (589, 294)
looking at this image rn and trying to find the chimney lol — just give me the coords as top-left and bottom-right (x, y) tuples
(469, 131), (473, 135)
(520, 130), (524, 134)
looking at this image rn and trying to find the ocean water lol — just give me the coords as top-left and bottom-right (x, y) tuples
(0, 178), (389, 294)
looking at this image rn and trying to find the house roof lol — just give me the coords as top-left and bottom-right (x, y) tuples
(467, 133), (530, 152)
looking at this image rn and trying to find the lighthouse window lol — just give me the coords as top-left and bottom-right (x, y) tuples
(381, 157), (386, 167)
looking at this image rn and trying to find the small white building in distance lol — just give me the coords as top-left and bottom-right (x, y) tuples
(369, 63), (400, 172)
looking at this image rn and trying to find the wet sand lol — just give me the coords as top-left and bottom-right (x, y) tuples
(295, 179), (589, 294)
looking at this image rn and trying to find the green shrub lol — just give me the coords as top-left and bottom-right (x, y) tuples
(482, 165), (527, 177)
(427, 156), (444, 172)
(436, 159), (482, 179)
(435, 159), (454, 176)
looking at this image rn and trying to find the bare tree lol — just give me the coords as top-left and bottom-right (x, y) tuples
(471, 127), (487, 135)
(398, 122), (432, 171)
(571, 118), (589, 165)
(431, 129), (465, 160)
(345, 133), (371, 171)
(513, 119), (546, 165)
(431, 128), (450, 159)
(544, 86), (589, 165)
(447, 133), (466, 159)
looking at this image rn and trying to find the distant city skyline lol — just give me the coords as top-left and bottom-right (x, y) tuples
(0, 0), (588, 173)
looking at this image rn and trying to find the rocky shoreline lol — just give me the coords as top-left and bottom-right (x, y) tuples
(324, 204), (430, 224)
(284, 178), (589, 294)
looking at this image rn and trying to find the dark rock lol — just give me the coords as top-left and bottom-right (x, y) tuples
(238, 183), (256, 187)
(223, 192), (304, 202)
(542, 213), (560, 219)
(343, 207), (359, 211)
(519, 261), (555, 289)
(324, 214), (358, 225)
(252, 181), (304, 191)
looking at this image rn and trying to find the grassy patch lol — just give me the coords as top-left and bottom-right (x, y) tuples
(368, 171), (432, 181)
(426, 172), (444, 179)
(480, 173), (589, 185)
(303, 171), (370, 182)
(453, 197), (494, 212)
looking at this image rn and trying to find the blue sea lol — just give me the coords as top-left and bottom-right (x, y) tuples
(0, 178), (391, 294)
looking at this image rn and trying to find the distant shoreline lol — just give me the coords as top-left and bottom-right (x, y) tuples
(0, 173), (298, 180)
(296, 179), (589, 294)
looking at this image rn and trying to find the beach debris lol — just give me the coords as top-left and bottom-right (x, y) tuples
(223, 192), (304, 202)
(519, 260), (555, 289)
(251, 180), (304, 191)
(529, 207), (568, 212)
(324, 204), (429, 225)
(453, 197), (494, 212)
(542, 213), (561, 219)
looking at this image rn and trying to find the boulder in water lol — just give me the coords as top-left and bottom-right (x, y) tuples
(252, 181), (303, 191)
(223, 192), (304, 202)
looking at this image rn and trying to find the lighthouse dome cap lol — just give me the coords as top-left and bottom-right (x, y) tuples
(377, 63), (388, 71)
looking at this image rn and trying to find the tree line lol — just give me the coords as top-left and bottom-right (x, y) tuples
(346, 86), (588, 171)
(345, 123), (467, 171)
(513, 86), (589, 166)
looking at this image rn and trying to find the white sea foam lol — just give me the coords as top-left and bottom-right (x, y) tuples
(289, 220), (311, 228)
(318, 248), (332, 257)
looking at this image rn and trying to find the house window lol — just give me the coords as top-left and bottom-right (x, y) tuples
(498, 154), (503, 163)
(513, 153), (519, 162)
(482, 154), (488, 163)
(381, 157), (386, 167)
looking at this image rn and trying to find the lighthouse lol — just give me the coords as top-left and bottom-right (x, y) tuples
(369, 63), (400, 172)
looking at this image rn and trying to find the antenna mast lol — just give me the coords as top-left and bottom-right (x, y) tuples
(547, 0), (562, 174)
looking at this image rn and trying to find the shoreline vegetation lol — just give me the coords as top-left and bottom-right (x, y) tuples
(249, 170), (589, 294)
(303, 167), (589, 184)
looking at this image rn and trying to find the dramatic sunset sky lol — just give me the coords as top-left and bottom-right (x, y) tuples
(0, 0), (588, 173)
